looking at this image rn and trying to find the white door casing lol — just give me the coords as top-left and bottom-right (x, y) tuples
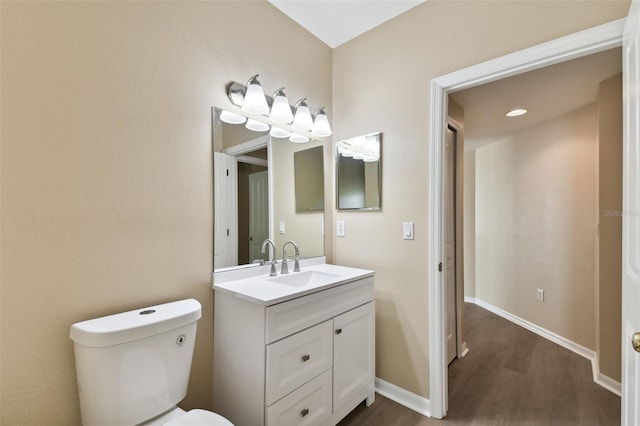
(445, 126), (457, 365)
(249, 170), (269, 263)
(428, 19), (625, 419)
(622, 1), (640, 424)
(214, 152), (238, 269)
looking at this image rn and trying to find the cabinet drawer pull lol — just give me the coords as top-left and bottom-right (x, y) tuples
(301, 354), (310, 362)
(301, 408), (309, 417)
(335, 328), (342, 335)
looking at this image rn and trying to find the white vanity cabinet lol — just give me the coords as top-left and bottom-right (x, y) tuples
(213, 270), (375, 426)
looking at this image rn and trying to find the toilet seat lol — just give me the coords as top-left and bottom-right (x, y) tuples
(163, 409), (233, 426)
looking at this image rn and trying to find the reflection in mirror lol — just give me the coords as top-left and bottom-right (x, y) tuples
(336, 132), (382, 210)
(213, 107), (325, 271)
(295, 146), (324, 213)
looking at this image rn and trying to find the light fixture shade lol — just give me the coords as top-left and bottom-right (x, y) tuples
(219, 109), (247, 124)
(292, 99), (314, 131)
(269, 88), (294, 124)
(289, 133), (309, 143)
(270, 126), (291, 138)
(246, 118), (270, 132)
(311, 108), (332, 137)
(242, 75), (269, 115)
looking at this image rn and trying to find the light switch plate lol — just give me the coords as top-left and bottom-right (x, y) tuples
(279, 221), (285, 234)
(336, 220), (346, 237)
(403, 222), (414, 240)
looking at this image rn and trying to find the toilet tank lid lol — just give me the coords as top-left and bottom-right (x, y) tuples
(70, 299), (202, 347)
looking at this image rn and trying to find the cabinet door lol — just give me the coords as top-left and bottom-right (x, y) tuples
(333, 302), (375, 411)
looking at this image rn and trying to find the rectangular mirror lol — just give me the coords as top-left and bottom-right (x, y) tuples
(336, 132), (382, 210)
(213, 107), (325, 271)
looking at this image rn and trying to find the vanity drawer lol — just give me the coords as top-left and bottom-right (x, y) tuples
(266, 368), (332, 426)
(266, 320), (332, 405)
(265, 276), (374, 343)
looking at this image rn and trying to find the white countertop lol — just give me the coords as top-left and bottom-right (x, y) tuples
(212, 258), (374, 305)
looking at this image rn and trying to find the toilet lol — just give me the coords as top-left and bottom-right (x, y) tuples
(70, 299), (233, 426)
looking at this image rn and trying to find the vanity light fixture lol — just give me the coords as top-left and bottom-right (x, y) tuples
(505, 108), (528, 117)
(291, 98), (314, 131)
(225, 75), (331, 143)
(311, 107), (332, 137)
(242, 75), (270, 115)
(269, 88), (294, 124)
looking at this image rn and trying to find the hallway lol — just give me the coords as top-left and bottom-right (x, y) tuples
(340, 303), (620, 425)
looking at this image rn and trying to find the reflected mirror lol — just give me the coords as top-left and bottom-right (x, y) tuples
(213, 107), (325, 270)
(336, 132), (382, 210)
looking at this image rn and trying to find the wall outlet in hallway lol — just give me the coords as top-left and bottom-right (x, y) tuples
(537, 288), (544, 302)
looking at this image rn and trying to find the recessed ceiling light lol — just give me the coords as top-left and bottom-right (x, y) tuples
(505, 108), (528, 117)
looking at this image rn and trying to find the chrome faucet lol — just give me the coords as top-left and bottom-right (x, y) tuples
(281, 240), (300, 274)
(260, 239), (277, 277)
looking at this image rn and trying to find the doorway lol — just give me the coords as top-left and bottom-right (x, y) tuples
(428, 18), (625, 419)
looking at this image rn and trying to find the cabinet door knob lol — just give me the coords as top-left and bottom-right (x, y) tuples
(301, 354), (310, 362)
(335, 328), (342, 335)
(300, 408), (309, 417)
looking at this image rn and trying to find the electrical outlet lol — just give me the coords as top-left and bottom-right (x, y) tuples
(537, 288), (544, 302)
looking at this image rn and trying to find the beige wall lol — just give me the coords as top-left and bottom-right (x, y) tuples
(331, 0), (628, 398)
(1, 1), (631, 423)
(597, 73), (623, 382)
(0, 2), (331, 424)
(475, 104), (598, 349)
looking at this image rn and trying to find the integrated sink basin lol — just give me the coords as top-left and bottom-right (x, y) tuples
(268, 270), (341, 287)
(213, 258), (375, 305)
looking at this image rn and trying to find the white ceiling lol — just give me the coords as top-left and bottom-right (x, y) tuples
(451, 48), (622, 151)
(268, 0), (426, 48)
(267, 1), (621, 151)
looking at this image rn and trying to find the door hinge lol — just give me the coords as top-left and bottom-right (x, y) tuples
(438, 262), (443, 272)
(226, 169), (229, 176)
(226, 229), (230, 237)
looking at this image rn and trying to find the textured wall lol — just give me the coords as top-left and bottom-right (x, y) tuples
(0, 2), (331, 424)
(476, 104), (597, 349)
(331, 0), (628, 398)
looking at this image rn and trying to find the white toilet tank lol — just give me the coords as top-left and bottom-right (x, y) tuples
(70, 299), (202, 426)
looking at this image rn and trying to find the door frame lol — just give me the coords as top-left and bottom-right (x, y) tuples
(446, 118), (467, 362)
(428, 18), (625, 419)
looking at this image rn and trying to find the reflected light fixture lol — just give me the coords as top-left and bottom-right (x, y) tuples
(270, 126), (291, 138)
(245, 118), (270, 132)
(219, 109), (247, 124)
(269, 88), (294, 124)
(289, 133), (310, 143)
(242, 75), (269, 115)
(291, 98), (314, 131)
(505, 108), (528, 117)
(311, 107), (332, 137)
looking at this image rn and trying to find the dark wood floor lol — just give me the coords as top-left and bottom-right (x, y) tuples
(339, 303), (620, 425)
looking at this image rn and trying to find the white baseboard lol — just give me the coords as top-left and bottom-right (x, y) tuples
(374, 377), (431, 417)
(465, 297), (621, 396)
